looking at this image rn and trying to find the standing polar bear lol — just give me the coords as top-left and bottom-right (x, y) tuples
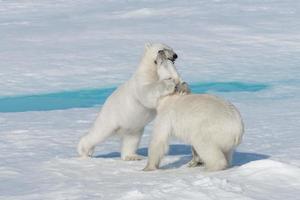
(143, 51), (244, 171)
(78, 43), (182, 160)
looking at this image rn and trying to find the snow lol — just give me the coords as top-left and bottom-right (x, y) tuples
(1, 0), (300, 199)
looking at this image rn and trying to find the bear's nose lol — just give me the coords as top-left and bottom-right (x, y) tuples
(173, 54), (178, 60)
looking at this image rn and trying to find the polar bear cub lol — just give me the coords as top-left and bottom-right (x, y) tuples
(143, 51), (244, 171)
(78, 43), (183, 160)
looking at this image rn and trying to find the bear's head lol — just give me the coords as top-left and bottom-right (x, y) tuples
(143, 42), (178, 64)
(156, 50), (190, 94)
(155, 50), (181, 84)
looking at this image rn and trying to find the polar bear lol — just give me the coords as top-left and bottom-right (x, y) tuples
(143, 51), (244, 171)
(77, 43), (183, 160)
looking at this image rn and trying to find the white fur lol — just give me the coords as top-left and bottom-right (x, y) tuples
(77, 43), (181, 160)
(143, 55), (244, 171)
(144, 94), (244, 171)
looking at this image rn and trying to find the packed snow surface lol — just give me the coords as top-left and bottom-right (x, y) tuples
(0, 0), (300, 199)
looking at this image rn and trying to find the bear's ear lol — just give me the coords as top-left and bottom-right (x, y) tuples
(144, 42), (152, 50)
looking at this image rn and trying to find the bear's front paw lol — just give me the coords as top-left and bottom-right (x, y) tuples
(175, 82), (191, 95)
(162, 79), (176, 95)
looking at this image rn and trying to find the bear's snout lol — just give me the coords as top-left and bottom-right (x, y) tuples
(173, 53), (178, 60)
(169, 53), (177, 62)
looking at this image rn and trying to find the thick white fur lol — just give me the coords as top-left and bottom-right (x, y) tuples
(77, 43), (182, 160)
(144, 55), (244, 171)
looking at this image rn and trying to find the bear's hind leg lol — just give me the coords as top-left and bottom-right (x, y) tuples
(224, 149), (233, 167)
(77, 126), (116, 158)
(193, 143), (228, 171)
(143, 121), (171, 171)
(188, 146), (203, 167)
(121, 129), (143, 161)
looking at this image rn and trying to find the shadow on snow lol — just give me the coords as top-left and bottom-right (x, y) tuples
(95, 144), (269, 169)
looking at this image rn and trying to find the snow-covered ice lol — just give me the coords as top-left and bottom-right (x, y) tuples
(0, 0), (300, 199)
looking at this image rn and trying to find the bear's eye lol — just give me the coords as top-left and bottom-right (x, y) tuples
(154, 60), (157, 64)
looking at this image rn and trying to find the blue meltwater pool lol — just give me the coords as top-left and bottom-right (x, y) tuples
(0, 82), (268, 113)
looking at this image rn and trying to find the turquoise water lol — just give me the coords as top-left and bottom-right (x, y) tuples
(0, 82), (268, 113)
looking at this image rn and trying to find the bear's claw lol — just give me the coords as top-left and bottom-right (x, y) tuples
(175, 82), (191, 95)
(187, 160), (203, 168)
(123, 154), (143, 161)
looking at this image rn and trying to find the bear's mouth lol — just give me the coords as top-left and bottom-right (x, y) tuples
(168, 58), (175, 63)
